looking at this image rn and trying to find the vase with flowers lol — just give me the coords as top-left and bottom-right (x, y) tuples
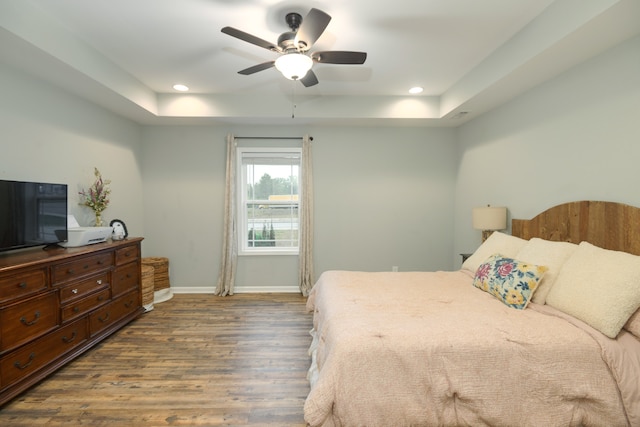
(79, 167), (111, 226)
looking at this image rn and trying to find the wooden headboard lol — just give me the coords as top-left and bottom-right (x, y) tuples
(511, 201), (640, 256)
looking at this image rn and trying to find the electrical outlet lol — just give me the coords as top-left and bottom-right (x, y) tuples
(392, 266), (398, 272)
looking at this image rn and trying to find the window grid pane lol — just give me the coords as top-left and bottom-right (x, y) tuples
(245, 203), (299, 248)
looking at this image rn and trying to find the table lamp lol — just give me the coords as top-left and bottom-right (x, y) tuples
(472, 205), (507, 242)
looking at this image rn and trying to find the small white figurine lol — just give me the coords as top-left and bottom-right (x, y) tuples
(110, 219), (128, 240)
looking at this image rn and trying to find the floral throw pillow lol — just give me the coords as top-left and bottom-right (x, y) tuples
(473, 254), (548, 310)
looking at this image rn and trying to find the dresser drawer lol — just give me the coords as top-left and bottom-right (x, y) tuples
(0, 292), (59, 353)
(52, 252), (113, 285)
(115, 245), (139, 266)
(111, 263), (139, 298)
(89, 289), (139, 337)
(61, 288), (110, 323)
(59, 272), (109, 304)
(0, 268), (47, 303)
(1, 317), (88, 385)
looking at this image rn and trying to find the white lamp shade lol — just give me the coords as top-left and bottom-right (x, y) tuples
(472, 206), (507, 230)
(275, 53), (313, 80)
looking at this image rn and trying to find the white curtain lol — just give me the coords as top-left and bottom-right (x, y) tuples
(299, 135), (315, 296)
(215, 134), (237, 296)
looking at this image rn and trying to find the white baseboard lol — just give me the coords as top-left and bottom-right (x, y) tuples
(170, 286), (301, 294)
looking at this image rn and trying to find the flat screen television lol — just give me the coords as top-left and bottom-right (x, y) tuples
(0, 179), (68, 252)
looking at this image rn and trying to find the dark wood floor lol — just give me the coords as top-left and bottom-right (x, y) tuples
(0, 293), (313, 426)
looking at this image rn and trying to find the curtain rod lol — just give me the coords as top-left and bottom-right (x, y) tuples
(234, 136), (313, 141)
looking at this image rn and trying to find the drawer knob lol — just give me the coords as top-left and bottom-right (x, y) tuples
(98, 295), (105, 301)
(67, 269), (74, 275)
(98, 260), (104, 265)
(98, 312), (110, 323)
(72, 289), (79, 294)
(14, 352), (35, 370)
(124, 299), (134, 308)
(20, 311), (41, 326)
(96, 279), (103, 285)
(62, 331), (77, 343)
(18, 282), (27, 289)
(73, 306), (80, 313)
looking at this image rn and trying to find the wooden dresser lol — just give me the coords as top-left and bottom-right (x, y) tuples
(0, 237), (144, 406)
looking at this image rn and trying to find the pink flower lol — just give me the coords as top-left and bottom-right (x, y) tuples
(476, 263), (491, 280)
(497, 262), (514, 277)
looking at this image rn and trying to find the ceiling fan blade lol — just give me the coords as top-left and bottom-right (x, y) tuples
(300, 70), (319, 87)
(312, 51), (367, 64)
(295, 8), (331, 50)
(238, 61), (275, 75)
(221, 27), (281, 52)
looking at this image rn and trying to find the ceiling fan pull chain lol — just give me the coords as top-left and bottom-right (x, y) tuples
(291, 80), (296, 119)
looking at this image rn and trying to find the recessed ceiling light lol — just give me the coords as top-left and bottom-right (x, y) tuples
(173, 84), (189, 92)
(409, 86), (423, 94)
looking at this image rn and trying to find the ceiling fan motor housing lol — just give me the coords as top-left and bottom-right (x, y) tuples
(277, 32), (298, 51)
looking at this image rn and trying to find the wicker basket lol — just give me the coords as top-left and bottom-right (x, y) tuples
(141, 257), (170, 291)
(141, 265), (155, 311)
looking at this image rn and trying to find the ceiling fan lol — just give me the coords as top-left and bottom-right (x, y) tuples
(221, 8), (367, 87)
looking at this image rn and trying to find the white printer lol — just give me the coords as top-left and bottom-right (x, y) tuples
(59, 215), (113, 248)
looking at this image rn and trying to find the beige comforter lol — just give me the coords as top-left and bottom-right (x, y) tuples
(305, 270), (640, 427)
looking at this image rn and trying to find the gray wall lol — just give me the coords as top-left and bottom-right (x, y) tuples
(0, 60), (145, 237)
(453, 35), (640, 262)
(140, 125), (457, 291)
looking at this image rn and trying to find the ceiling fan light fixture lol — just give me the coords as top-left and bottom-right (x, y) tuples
(275, 53), (313, 80)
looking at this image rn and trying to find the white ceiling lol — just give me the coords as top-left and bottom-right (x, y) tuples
(1, 0), (639, 126)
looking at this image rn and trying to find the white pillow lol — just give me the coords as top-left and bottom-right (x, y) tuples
(546, 241), (640, 338)
(515, 238), (578, 305)
(462, 231), (528, 273)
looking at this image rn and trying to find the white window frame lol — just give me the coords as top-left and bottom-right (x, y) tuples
(237, 146), (302, 256)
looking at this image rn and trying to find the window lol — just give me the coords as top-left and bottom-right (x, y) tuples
(237, 147), (301, 255)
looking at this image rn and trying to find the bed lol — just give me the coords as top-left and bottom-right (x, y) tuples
(304, 201), (640, 427)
